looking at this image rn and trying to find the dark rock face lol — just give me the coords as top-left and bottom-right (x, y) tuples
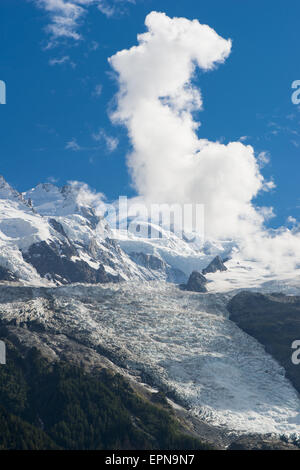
(130, 252), (165, 271)
(166, 267), (187, 284)
(202, 255), (227, 275)
(228, 435), (299, 450)
(48, 218), (68, 238)
(129, 251), (186, 283)
(182, 271), (208, 293)
(0, 266), (18, 282)
(151, 391), (171, 408)
(77, 206), (100, 229)
(22, 240), (118, 285)
(227, 291), (300, 394)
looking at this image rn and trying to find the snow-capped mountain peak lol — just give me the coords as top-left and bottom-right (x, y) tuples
(25, 182), (87, 216)
(0, 177), (187, 285)
(0, 175), (32, 208)
(1, 176), (299, 293)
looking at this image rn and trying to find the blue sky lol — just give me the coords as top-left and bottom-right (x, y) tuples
(0, 0), (299, 228)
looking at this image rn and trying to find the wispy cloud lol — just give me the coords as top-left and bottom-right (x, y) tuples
(291, 140), (300, 148)
(34, 0), (135, 46)
(47, 176), (59, 183)
(287, 215), (297, 225)
(89, 40), (99, 51)
(257, 151), (271, 168)
(92, 128), (119, 152)
(35, 0), (87, 44)
(49, 55), (76, 67)
(65, 138), (81, 151)
(96, 0), (115, 17)
(97, 0), (136, 18)
(65, 132), (118, 153)
(92, 83), (103, 97)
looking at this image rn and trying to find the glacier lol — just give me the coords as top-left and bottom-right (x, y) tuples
(1, 281), (300, 436)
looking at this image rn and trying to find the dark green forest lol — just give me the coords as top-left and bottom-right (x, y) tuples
(0, 330), (212, 450)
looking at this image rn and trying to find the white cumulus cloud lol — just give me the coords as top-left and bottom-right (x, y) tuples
(109, 11), (300, 275)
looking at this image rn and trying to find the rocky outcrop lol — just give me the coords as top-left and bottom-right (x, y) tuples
(181, 271), (208, 292)
(22, 240), (118, 285)
(129, 251), (186, 283)
(48, 218), (68, 238)
(0, 266), (18, 282)
(130, 252), (165, 271)
(202, 255), (227, 275)
(227, 291), (300, 395)
(228, 435), (299, 450)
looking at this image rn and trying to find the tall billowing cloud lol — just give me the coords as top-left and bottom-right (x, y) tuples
(109, 12), (300, 273)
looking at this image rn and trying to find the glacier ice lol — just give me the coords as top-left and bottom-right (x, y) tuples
(1, 281), (299, 435)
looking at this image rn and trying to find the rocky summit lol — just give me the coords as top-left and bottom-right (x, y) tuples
(181, 271), (208, 292)
(202, 255), (227, 275)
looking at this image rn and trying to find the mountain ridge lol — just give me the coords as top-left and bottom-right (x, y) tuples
(0, 176), (187, 286)
(1, 175), (300, 295)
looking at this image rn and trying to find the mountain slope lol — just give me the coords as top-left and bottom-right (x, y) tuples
(0, 326), (214, 450)
(0, 177), (183, 285)
(228, 292), (300, 394)
(0, 282), (300, 436)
